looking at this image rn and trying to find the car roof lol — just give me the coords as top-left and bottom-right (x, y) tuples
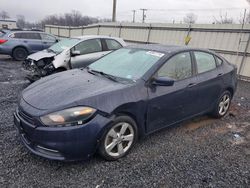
(75, 35), (121, 40)
(6, 30), (46, 34)
(127, 44), (213, 54)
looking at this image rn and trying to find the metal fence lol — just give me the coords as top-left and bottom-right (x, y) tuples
(45, 23), (250, 79)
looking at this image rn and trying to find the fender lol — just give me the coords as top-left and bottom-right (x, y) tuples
(52, 49), (71, 69)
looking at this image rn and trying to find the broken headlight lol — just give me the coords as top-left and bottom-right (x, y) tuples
(40, 107), (96, 127)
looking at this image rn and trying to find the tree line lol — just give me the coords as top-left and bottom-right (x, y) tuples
(1, 10), (250, 29)
(0, 10), (111, 29)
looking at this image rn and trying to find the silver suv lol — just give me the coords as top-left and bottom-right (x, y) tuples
(0, 29), (58, 60)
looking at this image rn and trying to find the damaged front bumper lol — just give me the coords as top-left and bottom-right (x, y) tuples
(23, 59), (55, 82)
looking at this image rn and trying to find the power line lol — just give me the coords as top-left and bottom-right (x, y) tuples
(147, 7), (249, 12)
(103, 7), (249, 24)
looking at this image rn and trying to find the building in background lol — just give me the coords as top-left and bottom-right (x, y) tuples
(0, 19), (17, 29)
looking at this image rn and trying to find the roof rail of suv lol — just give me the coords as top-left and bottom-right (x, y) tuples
(3, 28), (43, 32)
(7, 28), (44, 32)
(10, 28), (23, 31)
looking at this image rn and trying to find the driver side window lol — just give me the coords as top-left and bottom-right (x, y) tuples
(157, 52), (192, 80)
(74, 39), (102, 55)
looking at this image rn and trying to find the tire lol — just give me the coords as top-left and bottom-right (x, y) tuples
(12, 47), (28, 61)
(26, 75), (40, 83)
(98, 116), (138, 161)
(211, 90), (231, 118)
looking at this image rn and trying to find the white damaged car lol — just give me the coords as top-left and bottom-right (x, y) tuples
(23, 35), (126, 81)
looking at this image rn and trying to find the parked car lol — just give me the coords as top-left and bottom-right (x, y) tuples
(14, 44), (237, 161)
(23, 35), (126, 82)
(0, 29), (58, 60)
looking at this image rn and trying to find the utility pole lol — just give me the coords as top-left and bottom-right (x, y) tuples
(132, 10), (136, 23)
(112, 0), (117, 22)
(238, 9), (247, 56)
(140, 9), (147, 23)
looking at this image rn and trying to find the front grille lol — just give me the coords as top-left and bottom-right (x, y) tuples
(18, 108), (34, 125)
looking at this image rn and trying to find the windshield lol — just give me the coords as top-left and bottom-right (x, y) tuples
(49, 38), (80, 53)
(89, 48), (164, 81)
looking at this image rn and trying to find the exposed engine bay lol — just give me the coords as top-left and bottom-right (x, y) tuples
(23, 57), (56, 82)
(22, 48), (71, 82)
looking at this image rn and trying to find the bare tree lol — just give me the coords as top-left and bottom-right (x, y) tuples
(246, 13), (250, 23)
(0, 11), (10, 20)
(183, 13), (197, 24)
(40, 10), (99, 27)
(16, 15), (26, 28)
(214, 13), (233, 24)
(245, 1), (250, 23)
(0, 10), (109, 29)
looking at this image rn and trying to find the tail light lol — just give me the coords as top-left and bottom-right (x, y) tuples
(0, 39), (7, 44)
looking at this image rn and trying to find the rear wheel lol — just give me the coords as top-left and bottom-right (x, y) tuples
(12, 47), (28, 61)
(211, 91), (231, 118)
(98, 116), (137, 161)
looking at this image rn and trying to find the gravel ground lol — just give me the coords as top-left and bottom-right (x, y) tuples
(0, 55), (249, 188)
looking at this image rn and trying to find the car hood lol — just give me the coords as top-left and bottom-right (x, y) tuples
(27, 50), (56, 61)
(22, 69), (129, 111)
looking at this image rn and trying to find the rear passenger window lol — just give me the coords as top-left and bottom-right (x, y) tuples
(105, 39), (122, 50)
(194, 51), (216, 74)
(11, 32), (41, 40)
(157, 52), (192, 80)
(25, 33), (41, 40)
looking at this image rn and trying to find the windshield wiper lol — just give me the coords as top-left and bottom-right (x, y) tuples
(86, 67), (98, 75)
(87, 68), (119, 83)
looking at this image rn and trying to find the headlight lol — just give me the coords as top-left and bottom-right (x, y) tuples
(40, 107), (96, 126)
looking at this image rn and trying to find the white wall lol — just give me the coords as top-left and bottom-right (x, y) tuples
(0, 20), (17, 29)
(45, 23), (250, 79)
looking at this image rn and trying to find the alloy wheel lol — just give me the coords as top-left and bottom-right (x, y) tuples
(218, 94), (230, 116)
(104, 122), (134, 157)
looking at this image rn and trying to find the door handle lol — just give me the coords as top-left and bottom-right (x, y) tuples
(217, 73), (223, 77)
(187, 83), (196, 88)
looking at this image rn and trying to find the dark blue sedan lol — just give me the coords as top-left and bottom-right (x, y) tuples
(14, 44), (237, 161)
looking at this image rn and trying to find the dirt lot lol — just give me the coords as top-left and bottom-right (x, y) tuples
(0, 55), (249, 188)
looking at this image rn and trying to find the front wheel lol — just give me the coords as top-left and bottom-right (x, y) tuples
(211, 91), (231, 118)
(98, 116), (137, 161)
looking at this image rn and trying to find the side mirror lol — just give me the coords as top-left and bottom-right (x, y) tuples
(152, 77), (175, 86)
(71, 50), (81, 57)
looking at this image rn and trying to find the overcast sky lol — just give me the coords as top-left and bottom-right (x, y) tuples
(1, 0), (250, 23)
